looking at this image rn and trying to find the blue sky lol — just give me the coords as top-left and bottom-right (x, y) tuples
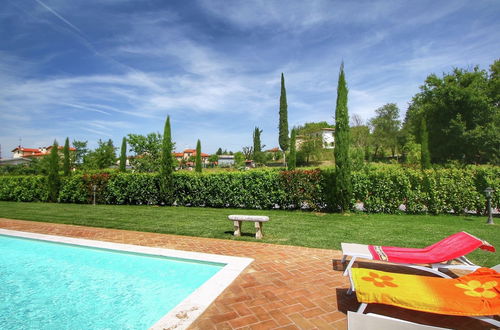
(1, 0), (499, 155)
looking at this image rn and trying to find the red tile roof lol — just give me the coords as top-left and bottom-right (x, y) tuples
(11, 147), (39, 152)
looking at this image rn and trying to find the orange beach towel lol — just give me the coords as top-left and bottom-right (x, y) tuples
(352, 267), (500, 316)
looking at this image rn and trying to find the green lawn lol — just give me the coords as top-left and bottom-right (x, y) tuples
(0, 201), (498, 267)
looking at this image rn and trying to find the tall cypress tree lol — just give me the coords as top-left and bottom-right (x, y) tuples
(334, 62), (352, 212)
(288, 128), (297, 170)
(253, 127), (262, 157)
(160, 116), (173, 205)
(119, 137), (127, 172)
(63, 137), (70, 176)
(420, 117), (431, 169)
(47, 140), (60, 202)
(195, 139), (202, 173)
(278, 73), (289, 163)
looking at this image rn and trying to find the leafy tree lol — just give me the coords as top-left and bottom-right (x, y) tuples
(369, 103), (401, 158)
(63, 137), (71, 176)
(278, 73), (289, 161)
(295, 121), (334, 135)
(420, 117), (431, 169)
(402, 135), (421, 167)
(296, 135), (322, 165)
(288, 129), (297, 170)
(72, 140), (88, 166)
(160, 116), (174, 204)
(404, 60), (499, 164)
(350, 147), (365, 171)
(208, 154), (219, 167)
(83, 139), (116, 170)
(234, 152), (245, 167)
(119, 137), (127, 172)
(216, 148), (223, 155)
(333, 62), (352, 212)
(47, 140), (60, 202)
(195, 139), (202, 173)
(127, 132), (163, 172)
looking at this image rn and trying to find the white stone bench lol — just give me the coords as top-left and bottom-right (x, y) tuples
(228, 215), (269, 239)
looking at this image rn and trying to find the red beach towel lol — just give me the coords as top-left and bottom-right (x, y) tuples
(368, 232), (495, 264)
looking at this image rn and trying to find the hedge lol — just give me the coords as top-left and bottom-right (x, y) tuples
(0, 166), (498, 214)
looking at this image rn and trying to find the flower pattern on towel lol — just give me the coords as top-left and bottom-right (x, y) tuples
(361, 271), (398, 288)
(455, 280), (497, 298)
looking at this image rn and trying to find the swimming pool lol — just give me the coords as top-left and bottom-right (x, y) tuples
(0, 229), (252, 329)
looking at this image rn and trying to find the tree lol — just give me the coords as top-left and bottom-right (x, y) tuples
(296, 135), (322, 165)
(160, 116), (174, 204)
(195, 139), (202, 172)
(252, 127), (267, 164)
(83, 139), (116, 170)
(72, 140), (88, 166)
(278, 73), (289, 162)
(288, 129), (297, 170)
(333, 62), (352, 212)
(208, 154), (219, 167)
(404, 60), (499, 164)
(420, 118), (431, 169)
(63, 137), (70, 176)
(216, 148), (223, 155)
(47, 140), (60, 202)
(127, 132), (163, 172)
(234, 152), (245, 167)
(119, 137), (127, 172)
(369, 103), (401, 158)
(402, 135), (421, 167)
(242, 146), (254, 160)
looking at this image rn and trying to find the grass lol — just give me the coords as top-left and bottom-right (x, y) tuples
(0, 201), (498, 267)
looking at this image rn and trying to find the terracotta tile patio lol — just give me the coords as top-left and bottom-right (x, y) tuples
(0, 218), (494, 329)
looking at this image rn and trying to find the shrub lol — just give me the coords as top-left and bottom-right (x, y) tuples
(0, 176), (48, 202)
(0, 166), (498, 215)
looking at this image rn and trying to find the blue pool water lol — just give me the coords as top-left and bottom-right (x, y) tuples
(0, 234), (224, 330)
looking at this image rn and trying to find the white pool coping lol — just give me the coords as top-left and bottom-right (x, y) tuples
(0, 229), (254, 330)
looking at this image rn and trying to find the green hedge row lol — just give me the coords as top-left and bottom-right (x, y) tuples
(0, 166), (498, 214)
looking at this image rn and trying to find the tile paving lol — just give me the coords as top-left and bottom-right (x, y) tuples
(0, 218), (494, 329)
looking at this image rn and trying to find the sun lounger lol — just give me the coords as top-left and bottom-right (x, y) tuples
(341, 231), (495, 278)
(347, 267), (500, 329)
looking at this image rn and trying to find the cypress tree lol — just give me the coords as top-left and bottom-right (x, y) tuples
(119, 137), (127, 172)
(253, 126), (263, 160)
(195, 139), (202, 173)
(47, 140), (60, 202)
(420, 117), (431, 169)
(63, 137), (70, 176)
(278, 73), (289, 162)
(288, 128), (297, 170)
(160, 116), (174, 205)
(334, 62), (352, 212)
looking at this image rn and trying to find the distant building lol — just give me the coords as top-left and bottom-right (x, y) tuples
(11, 145), (76, 158)
(218, 155), (235, 167)
(0, 158), (32, 166)
(173, 149), (210, 167)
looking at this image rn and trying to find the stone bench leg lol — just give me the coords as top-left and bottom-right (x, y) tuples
(255, 221), (263, 239)
(233, 221), (242, 237)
